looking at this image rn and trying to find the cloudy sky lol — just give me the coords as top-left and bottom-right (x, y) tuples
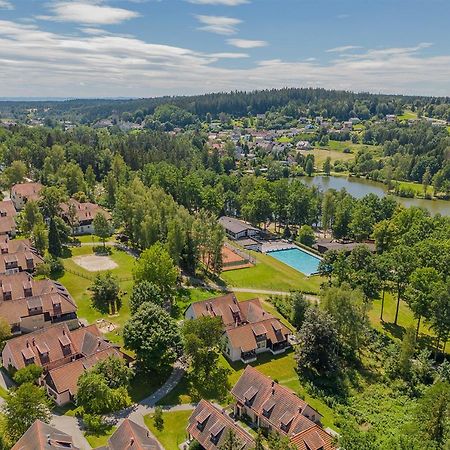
(1, 0), (449, 98)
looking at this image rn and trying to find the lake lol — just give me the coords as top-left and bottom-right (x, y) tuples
(302, 176), (450, 216)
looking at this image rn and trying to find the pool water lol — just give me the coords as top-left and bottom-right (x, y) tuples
(268, 248), (321, 276)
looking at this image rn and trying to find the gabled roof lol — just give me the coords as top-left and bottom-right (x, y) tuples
(95, 419), (160, 450)
(187, 400), (255, 450)
(2, 323), (109, 371)
(190, 294), (269, 328)
(225, 317), (291, 353)
(218, 216), (259, 234)
(11, 182), (43, 200)
(231, 366), (322, 437)
(0, 200), (17, 217)
(60, 199), (111, 223)
(290, 425), (336, 450)
(2, 323), (76, 370)
(11, 419), (79, 450)
(45, 347), (120, 396)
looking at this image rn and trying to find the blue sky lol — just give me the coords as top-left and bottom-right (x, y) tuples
(0, 0), (449, 98)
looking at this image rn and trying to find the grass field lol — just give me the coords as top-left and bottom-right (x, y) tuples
(393, 180), (433, 197)
(144, 410), (191, 450)
(397, 110), (418, 121)
(58, 245), (136, 346)
(299, 148), (355, 167)
(221, 250), (322, 293)
(84, 426), (116, 448)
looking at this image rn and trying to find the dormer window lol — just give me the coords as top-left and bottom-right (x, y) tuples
(195, 410), (211, 432)
(2, 283), (12, 301)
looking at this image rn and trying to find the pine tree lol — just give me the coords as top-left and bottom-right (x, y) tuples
(48, 218), (62, 257)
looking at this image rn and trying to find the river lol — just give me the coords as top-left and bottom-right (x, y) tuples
(301, 176), (450, 216)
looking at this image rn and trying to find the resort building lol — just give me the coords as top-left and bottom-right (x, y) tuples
(0, 272), (78, 334)
(187, 400), (255, 449)
(11, 182), (43, 210)
(185, 293), (291, 363)
(95, 419), (161, 450)
(219, 216), (260, 240)
(60, 199), (111, 235)
(0, 237), (44, 274)
(313, 239), (375, 255)
(0, 200), (17, 237)
(231, 366), (335, 450)
(12, 420), (79, 450)
(2, 323), (127, 405)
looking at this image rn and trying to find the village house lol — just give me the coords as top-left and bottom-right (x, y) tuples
(219, 216), (260, 241)
(94, 418), (161, 450)
(12, 420), (79, 450)
(2, 323), (127, 405)
(0, 236), (44, 274)
(185, 293), (291, 363)
(11, 182), (43, 211)
(296, 141), (312, 150)
(60, 199), (111, 235)
(0, 271), (77, 334)
(231, 366), (336, 450)
(0, 199), (17, 237)
(187, 400), (255, 449)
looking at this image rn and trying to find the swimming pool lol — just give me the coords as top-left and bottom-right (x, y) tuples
(267, 247), (321, 276)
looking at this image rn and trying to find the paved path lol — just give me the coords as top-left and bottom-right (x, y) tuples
(50, 360), (188, 450)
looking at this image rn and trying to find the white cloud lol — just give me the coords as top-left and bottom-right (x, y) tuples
(39, 1), (140, 25)
(0, 1), (13, 9)
(196, 15), (241, 35)
(326, 45), (362, 53)
(227, 38), (267, 48)
(188, 0), (249, 5)
(0, 20), (448, 98)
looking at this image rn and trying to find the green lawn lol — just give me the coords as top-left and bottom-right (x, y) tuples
(57, 245), (136, 347)
(221, 251), (322, 293)
(393, 180), (432, 197)
(144, 410), (191, 450)
(84, 426), (116, 448)
(397, 110), (418, 121)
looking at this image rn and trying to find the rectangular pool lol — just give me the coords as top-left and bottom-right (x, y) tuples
(267, 247), (321, 276)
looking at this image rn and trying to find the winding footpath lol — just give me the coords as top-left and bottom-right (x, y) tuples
(51, 360), (192, 450)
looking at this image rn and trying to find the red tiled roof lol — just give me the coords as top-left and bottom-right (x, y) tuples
(191, 294), (270, 327)
(11, 182), (43, 200)
(187, 400), (254, 450)
(11, 419), (79, 450)
(225, 318), (290, 354)
(0, 200), (17, 217)
(45, 347), (120, 396)
(60, 199), (111, 223)
(100, 419), (160, 450)
(290, 425), (336, 450)
(231, 366), (322, 437)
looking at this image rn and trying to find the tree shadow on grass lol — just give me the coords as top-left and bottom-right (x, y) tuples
(381, 321), (406, 340)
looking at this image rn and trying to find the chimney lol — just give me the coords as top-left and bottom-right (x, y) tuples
(47, 434), (51, 445)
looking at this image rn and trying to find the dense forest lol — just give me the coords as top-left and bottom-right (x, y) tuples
(1, 88), (449, 123)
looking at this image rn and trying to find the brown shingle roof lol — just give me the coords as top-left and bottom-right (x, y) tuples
(290, 425), (336, 450)
(12, 419), (79, 450)
(11, 182), (43, 201)
(60, 199), (111, 223)
(0, 292), (77, 328)
(97, 419), (160, 450)
(2, 323), (77, 371)
(231, 366), (322, 437)
(225, 318), (290, 353)
(0, 216), (16, 234)
(0, 200), (17, 217)
(191, 294), (270, 328)
(187, 400), (255, 450)
(45, 348), (121, 396)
